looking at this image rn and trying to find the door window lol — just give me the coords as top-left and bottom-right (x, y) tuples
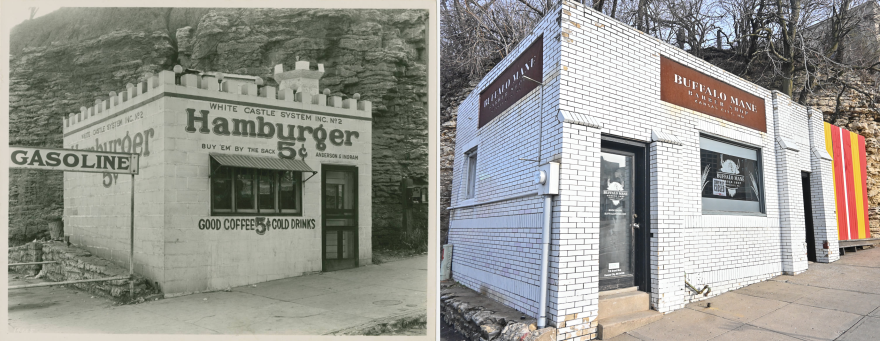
(599, 151), (635, 290)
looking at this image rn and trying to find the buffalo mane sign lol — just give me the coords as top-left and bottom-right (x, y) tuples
(660, 56), (767, 132)
(479, 36), (543, 128)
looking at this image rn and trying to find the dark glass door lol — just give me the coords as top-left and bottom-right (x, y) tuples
(802, 172), (817, 262)
(599, 138), (649, 292)
(599, 150), (636, 291)
(322, 165), (358, 271)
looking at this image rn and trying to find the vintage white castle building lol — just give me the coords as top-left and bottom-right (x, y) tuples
(63, 61), (372, 295)
(448, 1), (842, 340)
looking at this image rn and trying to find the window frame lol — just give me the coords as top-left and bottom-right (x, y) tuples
(210, 160), (303, 216)
(465, 149), (478, 200)
(699, 134), (766, 216)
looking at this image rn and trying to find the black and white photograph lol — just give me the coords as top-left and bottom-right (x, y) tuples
(3, 1), (437, 338)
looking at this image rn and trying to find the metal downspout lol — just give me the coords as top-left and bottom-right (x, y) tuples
(538, 194), (552, 328)
(524, 75), (552, 329)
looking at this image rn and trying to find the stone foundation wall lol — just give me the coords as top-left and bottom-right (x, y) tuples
(8, 241), (159, 300)
(8, 243), (43, 275)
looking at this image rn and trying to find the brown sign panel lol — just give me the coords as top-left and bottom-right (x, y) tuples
(479, 36), (543, 128)
(660, 56), (766, 132)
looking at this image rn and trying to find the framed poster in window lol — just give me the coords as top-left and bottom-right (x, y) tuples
(700, 135), (765, 214)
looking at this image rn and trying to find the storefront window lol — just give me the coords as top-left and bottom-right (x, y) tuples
(258, 170), (275, 211)
(700, 135), (765, 214)
(236, 168), (256, 211)
(211, 162), (302, 215)
(212, 167), (233, 211)
(279, 171), (299, 211)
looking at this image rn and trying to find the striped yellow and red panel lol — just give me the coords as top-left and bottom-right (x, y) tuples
(825, 122), (870, 241)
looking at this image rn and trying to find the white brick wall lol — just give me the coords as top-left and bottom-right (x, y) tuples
(63, 70), (374, 295)
(449, 2), (839, 341)
(448, 3), (564, 323)
(808, 107), (841, 263)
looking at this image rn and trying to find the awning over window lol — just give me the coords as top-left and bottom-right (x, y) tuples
(209, 153), (315, 173)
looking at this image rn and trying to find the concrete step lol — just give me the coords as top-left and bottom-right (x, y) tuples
(596, 310), (663, 340)
(597, 289), (650, 320)
(598, 286), (638, 297)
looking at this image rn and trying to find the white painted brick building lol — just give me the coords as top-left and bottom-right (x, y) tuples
(62, 61), (372, 295)
(447, 2), (840, 340)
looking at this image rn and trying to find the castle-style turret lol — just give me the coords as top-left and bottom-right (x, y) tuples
(274, 61), (325, 96)
(63, 64), (371, 133)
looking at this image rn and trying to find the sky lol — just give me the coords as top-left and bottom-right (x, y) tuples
(7, 5), (61, 29)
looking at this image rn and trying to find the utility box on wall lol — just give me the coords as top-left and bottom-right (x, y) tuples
(536, 162), (559, 195)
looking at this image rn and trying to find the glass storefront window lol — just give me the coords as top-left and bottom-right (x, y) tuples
(258, 170), (275, 211)
(236, 168), (256, 211)
(279, 171), (301, 213)
(211, 161), (302, 215)
(212, 167), (233, 211)
(700, 135), (765, 214)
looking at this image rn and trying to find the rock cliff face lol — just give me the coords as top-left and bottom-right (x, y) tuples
(8, 8), (428, 248)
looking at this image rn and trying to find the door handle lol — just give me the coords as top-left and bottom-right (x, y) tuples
(633, 223), (640, 229)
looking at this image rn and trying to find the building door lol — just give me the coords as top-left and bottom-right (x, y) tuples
(599, 138), (649, 292)
(802, 172), (817, 262)
(322, 165), (358, 272)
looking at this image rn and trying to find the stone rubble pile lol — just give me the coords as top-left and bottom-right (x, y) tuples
(441, 283), (556, 341)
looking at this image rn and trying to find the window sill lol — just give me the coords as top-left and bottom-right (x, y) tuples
(701, 210), (767, 217)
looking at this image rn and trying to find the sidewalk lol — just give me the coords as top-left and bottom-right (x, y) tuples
(609, 247), (880, 341)
(8, 255), (427, 335)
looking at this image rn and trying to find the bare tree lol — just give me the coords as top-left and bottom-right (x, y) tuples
(29, 7), (39, 20)
(441, 0), (549, 102)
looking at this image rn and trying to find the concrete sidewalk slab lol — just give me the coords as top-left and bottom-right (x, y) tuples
(684, 292), (787, 323)
(838, 316), (880, 341)
(8, 255), (428, 335)
(709, 324), (803, 341)
(735, 279), (824, 302)
(626, 308), (742, 341)
(749, 303), (862, 341)
(870, 306), (880, 317)
(793, 287), (880, 315)
(602, 247), (880, 341)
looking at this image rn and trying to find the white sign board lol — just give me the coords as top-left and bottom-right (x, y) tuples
(9, 146), (139, 175)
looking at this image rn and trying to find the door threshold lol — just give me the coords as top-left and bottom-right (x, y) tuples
(599, 286), (640, 297)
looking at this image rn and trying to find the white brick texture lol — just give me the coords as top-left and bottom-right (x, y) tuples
(448, 2), (840, 341)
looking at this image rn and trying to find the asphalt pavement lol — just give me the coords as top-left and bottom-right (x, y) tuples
(8, 255), (428, 335)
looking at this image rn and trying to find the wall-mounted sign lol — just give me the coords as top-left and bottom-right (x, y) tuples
(9, 146), (139, 175)
(198, 217), (316, 235)
(479, 36), (543, 128)
(660, 56), (766, 132)
(184, 107), (362, 161)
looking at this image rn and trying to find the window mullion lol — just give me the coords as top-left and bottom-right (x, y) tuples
(231, 168), (237, 212)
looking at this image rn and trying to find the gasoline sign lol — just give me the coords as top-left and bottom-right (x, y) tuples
(9, 146), (139, 175)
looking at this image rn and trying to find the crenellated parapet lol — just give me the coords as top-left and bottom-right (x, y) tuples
(63, 61), (372, 134)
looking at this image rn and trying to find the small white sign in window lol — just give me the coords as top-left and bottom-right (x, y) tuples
(713, 178), (727, 197)
(609, 262), (620, 270)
